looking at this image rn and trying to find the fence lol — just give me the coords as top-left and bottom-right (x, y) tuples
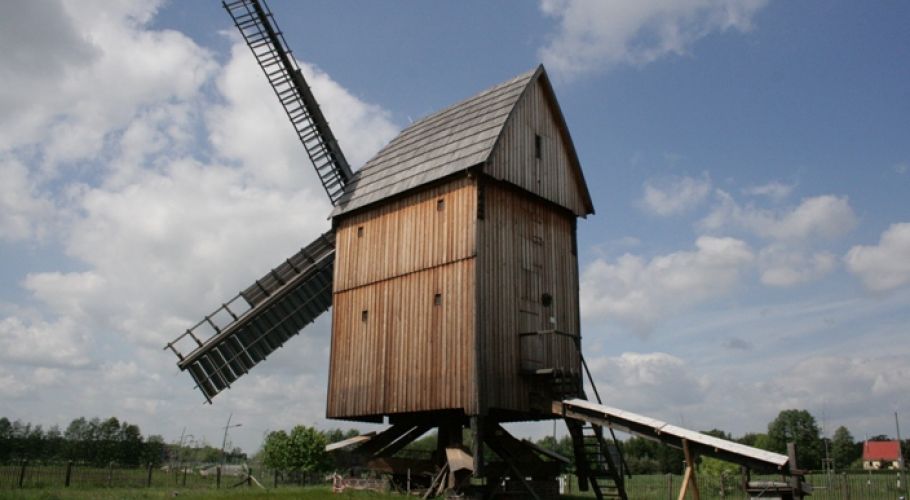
(562, 471), (909, 499)
(3, 462), (909, 499)
(0, 461), (265, 490)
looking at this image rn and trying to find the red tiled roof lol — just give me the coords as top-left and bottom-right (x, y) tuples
(863, 440), (901, 461)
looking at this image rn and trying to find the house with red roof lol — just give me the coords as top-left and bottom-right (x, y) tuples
(862, 440), (902, 470)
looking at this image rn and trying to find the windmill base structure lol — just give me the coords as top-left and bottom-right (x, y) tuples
(164, 1), (811, 498)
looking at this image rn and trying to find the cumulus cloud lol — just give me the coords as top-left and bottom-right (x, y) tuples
(586, 352), (707, 414)
(844, 223), (910, 292)
(640, 174), (711, 216)
(0, 0), (398, 450)
(581, 236), (753, 333)
(539, 0), (768, 79)
(758, 245), (836, 287)
(700, 191), (857, 243)
(0, 158), (55, 241)
(743, 181), (795, 201)
(0, 316), (92, 368)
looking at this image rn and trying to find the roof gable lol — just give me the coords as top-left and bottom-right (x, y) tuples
(863, 440), (901, 460)
(332, 68), (537, 218)
(485, 68), (594, 216)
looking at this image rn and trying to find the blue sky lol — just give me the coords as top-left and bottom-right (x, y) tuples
(0, 0), (908, 454)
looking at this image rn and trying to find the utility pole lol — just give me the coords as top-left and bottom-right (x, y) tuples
(898, 412), (906, 470)
(896, 412), (908, 499)
(221, 413), (242, 464)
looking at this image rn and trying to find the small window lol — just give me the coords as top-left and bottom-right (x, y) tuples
(534, 134), (542, 159)
(357, 226), (364, 237)
(437, 198), (445, 211)
(541, 293), (553, 307)
(434, 293), (442, 306)
(361, 310), (368, 322)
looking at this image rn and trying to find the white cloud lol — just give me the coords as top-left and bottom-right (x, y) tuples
(743, 181), (795, 201)
(701, 191), (857, 243)
(208, 42), (398, 190)
(640, 174), (711, 216)
(758, 245), (836, 287)
(0, 371), (30, 399)
(0, 158), (55, 241)
(0, 316), (92, 368)
(581, 236), (753, 333)
(845, 223), (910, 292)
(539, 0), (768, 79)
(586, 352), (707, 413)
(0, 0), (398, 452)
(0, 0), (215, 169)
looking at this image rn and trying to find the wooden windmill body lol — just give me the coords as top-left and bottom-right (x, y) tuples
(165, 1), (621, 497)
(166, 3), (814, 498)
(327, 67), (593, 424)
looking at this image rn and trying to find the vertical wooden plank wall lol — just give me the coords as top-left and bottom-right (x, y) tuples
(486, 79), (588, 217)
(327, 178), (477, 419)
(477, 183), (580, 415)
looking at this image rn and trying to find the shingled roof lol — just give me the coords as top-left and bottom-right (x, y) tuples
(332, 66), (571, 217)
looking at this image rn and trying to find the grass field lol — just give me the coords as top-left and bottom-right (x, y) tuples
(0, 485), (388, 500)
(2, 468), (908, 499)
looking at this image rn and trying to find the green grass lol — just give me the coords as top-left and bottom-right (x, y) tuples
(3, 471), (908, 499)
(0, 485), (394, 500)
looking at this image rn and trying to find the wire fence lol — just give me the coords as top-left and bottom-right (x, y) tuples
(561, 470), (910, 499)
(2, 461), (909, 499)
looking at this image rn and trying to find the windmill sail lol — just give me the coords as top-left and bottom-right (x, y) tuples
(224, 0), (353, 205)
(165, 232), (335, 402)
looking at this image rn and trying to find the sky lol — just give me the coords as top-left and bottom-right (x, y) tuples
(1, 0), (908, 455)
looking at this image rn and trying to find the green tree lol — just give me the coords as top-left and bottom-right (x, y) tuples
(767, 409), (822, 470)
(830, 426), (859, 470)
(261, 426), (331, 473)
(739, 432), (774, 450)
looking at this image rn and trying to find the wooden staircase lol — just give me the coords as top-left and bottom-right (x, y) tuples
(566, 418), (628, 500)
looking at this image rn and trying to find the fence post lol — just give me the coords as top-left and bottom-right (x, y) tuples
(17, 459), (27, 488)
(719, 472), (726, 499)
(666, 473), (673, 500)
(147, 462), (153, 487)
(247, 467), (253, 487)
(183, 465), (188, 487)
(274, 469), (278, 488)
(216, 465), (221, 489)
(841, 472), (850, 500)
(65, 461), (73, 487)
(108, 461), (114, 487)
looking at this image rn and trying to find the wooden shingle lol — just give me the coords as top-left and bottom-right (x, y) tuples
(332, 68), (538, 217)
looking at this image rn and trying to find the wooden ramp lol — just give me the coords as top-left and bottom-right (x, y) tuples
(554, 398), (789, 472)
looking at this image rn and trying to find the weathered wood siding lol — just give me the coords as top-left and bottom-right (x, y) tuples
(334, 177), (476, 291)
(327, 179), (477, 419)
(477, 182), (580, 416)
(486, 78), (589, 216)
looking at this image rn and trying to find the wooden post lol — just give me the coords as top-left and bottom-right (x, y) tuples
(247, 467), (253, 487)
(667, 473), (673, 500)
(273, 469), (278, 488)
(841, 472), (850, 500)
(107, 461), (113, 487)
(183, 465), (188, 487)
(18, 459), (27, 488)
(677, 439), (701, 500)
(216, 465), (221, 489)
(64, 461), (73, 487)
(471, 416), (484, 476)
(147, 462), (153, 487)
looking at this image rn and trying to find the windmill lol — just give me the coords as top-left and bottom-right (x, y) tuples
(164, 1), (810, 498)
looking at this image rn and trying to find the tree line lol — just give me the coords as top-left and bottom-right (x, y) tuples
(0, 416), (165, 466)
(535, 409), (910, 474)
(258, 409), (910, 477)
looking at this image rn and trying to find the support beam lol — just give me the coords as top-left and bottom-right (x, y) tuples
(677, 439), (701, 500)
